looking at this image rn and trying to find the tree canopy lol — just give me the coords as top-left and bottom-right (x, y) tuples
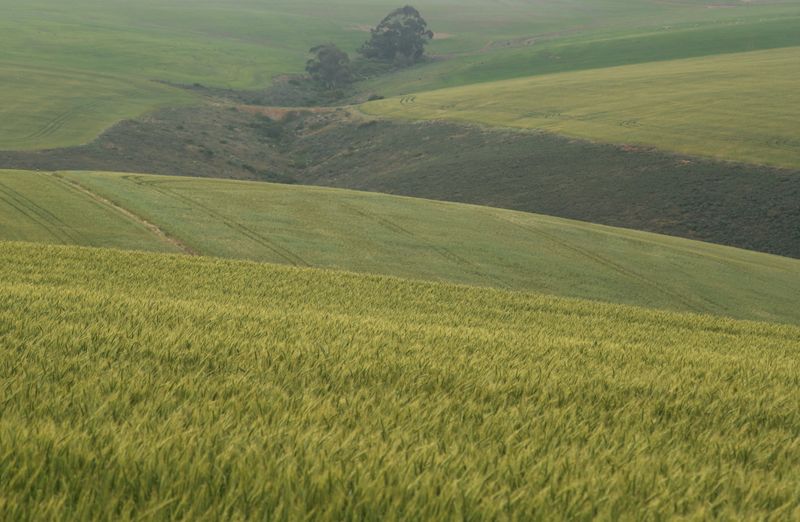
(305, 44), (353, 89)
(359, 6), (433, 65)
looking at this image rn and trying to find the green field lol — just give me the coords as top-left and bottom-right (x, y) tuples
(364, 47), (800, 168)
(4, 2), (800, 519)
(2, 169), (800, 324)
(0, 170), (179, 252)
(0, 64), (192, 151)
(363, 14), (800, 96)
(8, 0), (790, 85)
(2, 240), (800, 519)
(3, 0), (800, 151)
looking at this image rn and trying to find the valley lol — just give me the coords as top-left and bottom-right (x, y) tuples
(2, 0), (800, 519)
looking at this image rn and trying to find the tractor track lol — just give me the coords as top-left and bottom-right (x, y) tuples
(496, 214), (719, 314)
(24, 102), (99, 141)
(340, 201), (510, 289)
(122, 175), (308, 266)
(0, 180), (77, 243)
(49, 173), (197, 255)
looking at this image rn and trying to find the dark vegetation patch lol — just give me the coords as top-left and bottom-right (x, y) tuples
(164, 59), (402, 107)
(0, 105), (297, 181)
(160, 76), (355, 107)
(2, 104), (798, 258)
(162, 6), (435, 107)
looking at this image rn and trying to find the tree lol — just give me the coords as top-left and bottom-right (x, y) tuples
(359, 6), (433, 65)
(305, 44), (353, 89)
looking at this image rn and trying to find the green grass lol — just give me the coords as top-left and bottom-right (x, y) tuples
(0, 170), (179, 252)
(8, 0), (790, 86)
(3, 0), (800, 150)
(2, 240), (800, 519)
(363, 15), (800, 96)
(2, 169), (800, 325)
(363, 46), (800, 168)
(0, 64), (192, 151)
(0, 0), (369, 150)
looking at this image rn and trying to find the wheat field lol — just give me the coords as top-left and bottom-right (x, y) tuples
(2, 241), (799, 519)
(364, 47), (800, 168)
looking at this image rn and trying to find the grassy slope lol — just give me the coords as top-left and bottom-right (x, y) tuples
(363, 46), (800, 168)
(8, 0), (788, 85)
(0, 64), (192, 151)
(2, 241), (800, 519)
(0, 0), (369, 150)
(0, 170), (179, 252)
(2, 0), (799, 150)
(2, 169), (800, 325)
(4, 105), (798, 259)
(363, 14), (800, 96)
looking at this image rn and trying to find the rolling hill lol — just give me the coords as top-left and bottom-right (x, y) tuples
(4, 1), (800, 520)
(0, 64), (192, 151)
(0, 170), (179, 252)
(4, 105), (799, 260)
(3, 0), (799, 151)
(363, 13), (800, 96)
(2, 240), (800, 519)
(2, 169), (800, 325)
(363, 46), (800, 168)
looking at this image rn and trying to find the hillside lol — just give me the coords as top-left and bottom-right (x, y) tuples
(4, 106), (799, 259)
(0, 170), (180, 252)
(363, 13), (800, 96)
(4, 2), (800, 520)
(2, 241), (800, 519)
(0, 64), (193, 152)
(3, 0), (799, 150)
(2, 169), (800, 325)
(363, 46), (800, 169)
